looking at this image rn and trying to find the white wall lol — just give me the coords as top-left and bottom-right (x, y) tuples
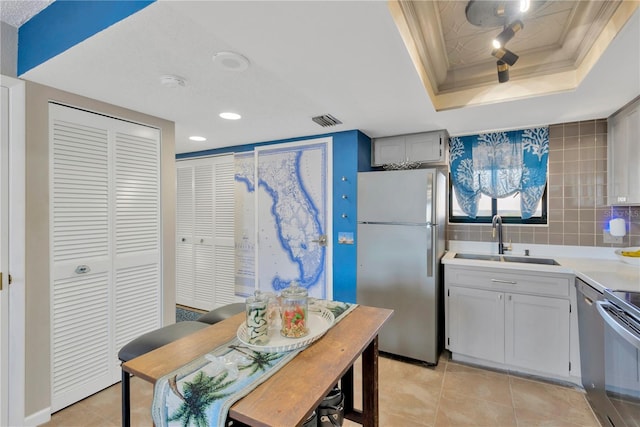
(0, 22), (17, 77)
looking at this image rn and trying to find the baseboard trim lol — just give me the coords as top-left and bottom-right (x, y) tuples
(23, 407), (51, 427)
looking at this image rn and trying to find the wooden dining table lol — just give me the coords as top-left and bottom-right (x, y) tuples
(123, 304), (393, 427)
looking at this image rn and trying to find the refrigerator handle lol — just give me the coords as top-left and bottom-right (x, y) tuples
(426, 225), (433, 277)
(425, 171), (433, 224)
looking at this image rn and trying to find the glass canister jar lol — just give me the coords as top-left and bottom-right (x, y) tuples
(280, 281), (309, 338)
(245, 291), (269, 345)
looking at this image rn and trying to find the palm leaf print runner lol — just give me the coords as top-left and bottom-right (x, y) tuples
(152, 300), (356, 427)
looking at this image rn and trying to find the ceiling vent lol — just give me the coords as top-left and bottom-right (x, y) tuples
(312, 114), (342, 127)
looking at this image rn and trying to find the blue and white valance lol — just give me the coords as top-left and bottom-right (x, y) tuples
(449, 127), (549, 219)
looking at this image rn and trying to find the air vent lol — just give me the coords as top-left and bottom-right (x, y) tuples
(312, 114), (342, 127)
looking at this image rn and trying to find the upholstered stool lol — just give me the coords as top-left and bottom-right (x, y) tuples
(196, 302), (245, 324)
(118, 321), (209, 427)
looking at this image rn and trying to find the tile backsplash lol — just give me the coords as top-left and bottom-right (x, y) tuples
(447, 119), (640, 248)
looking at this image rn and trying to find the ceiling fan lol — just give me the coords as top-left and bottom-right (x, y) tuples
(465, 0), (547, 82)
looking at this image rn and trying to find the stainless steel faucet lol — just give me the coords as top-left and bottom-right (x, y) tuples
(492, 214), (511, 254)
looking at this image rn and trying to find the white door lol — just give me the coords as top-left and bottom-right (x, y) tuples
(49, 103), (162, 411)
(448, 286), (505, 363)
(505, 293), (570, 377)
(0, 84), (9, 427)
(372, 136), (405, 165)
(176, 155), (236, 310)
(253, 138), (333, 299)
(50, 105), (114, 411)
(0, 76), (26, 427)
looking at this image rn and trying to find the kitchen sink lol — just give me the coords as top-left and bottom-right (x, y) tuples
(454, 253), (502, 261)
(502, 256), (559, 265)
(454, 253), (559, 266)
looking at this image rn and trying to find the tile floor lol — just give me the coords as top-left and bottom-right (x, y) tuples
(43, 352), (600, 427)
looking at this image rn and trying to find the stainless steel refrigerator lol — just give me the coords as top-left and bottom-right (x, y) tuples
(356, 168), (446, 364)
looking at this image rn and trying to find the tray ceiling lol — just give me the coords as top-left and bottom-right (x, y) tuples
(391, 0), (631, 110)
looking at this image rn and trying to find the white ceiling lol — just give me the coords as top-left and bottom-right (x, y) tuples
(12, 1), (640, 154)
(0, 0), (51, 27)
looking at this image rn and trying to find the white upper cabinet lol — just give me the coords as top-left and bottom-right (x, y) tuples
(608, 97), (640, 205)
(372, 130), (449, 166)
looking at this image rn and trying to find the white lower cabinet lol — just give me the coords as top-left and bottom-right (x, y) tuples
(445, 264), (577, 383)
(448, 286), (505, 364)
(505, 293), (570, 377)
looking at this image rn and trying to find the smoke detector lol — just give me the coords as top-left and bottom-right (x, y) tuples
(213, 52), (250, 72)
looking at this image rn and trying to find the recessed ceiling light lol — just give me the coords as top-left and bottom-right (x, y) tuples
(219, 112), (242, 120)
(189, 136), (207, 142)
(160, 75), (187, 88)
(212, 52), (250, 72)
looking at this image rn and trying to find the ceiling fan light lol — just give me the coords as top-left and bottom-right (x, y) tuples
(493, 19), (524, 49)
(497, 60), (510, 83)
(491, 47), (519, 66)
(520, 0), (531, 13)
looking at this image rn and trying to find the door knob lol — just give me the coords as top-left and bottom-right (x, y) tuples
(312, 235), (328, 247)
(75, 265), (91, 274)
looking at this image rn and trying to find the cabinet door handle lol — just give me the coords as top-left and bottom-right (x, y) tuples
(491, 279), (517, 284)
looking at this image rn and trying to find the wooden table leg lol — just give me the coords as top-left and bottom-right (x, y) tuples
(342, 365), (364, 424)
(361, 336), (379, 427)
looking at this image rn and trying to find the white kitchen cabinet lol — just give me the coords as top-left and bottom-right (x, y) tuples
(505, 293), (570, 377)
(445, 264), (575, 382)
(608, 96), (640, 205)
(447, 286), (505, 364)
(372, 130), (448, 166)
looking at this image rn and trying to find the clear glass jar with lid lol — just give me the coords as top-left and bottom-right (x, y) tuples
(245, 291), (269, 345)
(280, 281), (309, 338)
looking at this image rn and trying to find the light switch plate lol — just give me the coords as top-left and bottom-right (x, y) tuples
(603, 230), (623, 244)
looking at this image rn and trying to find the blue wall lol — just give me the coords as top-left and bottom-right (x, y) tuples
(177, 130), (371, 303)
(18, 0), (154, 76)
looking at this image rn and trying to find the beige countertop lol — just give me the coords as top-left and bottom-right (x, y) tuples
(442, 246), (640, 294)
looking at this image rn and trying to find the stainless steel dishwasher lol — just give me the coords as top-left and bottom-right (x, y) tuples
(576, 278), (627, 427)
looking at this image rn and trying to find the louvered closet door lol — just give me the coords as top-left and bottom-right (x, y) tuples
(176, 166), (194, 306)
(193, 164), (215, 308)
(213, 160), (236, 306)
(49, 104), (162, 411)
(175, 163), (215, 309)
(175, 155), (236, 310)
(112, 122), (161, 376)
(50, 104), (112, 411)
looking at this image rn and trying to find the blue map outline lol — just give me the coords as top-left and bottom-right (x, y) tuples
(234, 143), (327, 295)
